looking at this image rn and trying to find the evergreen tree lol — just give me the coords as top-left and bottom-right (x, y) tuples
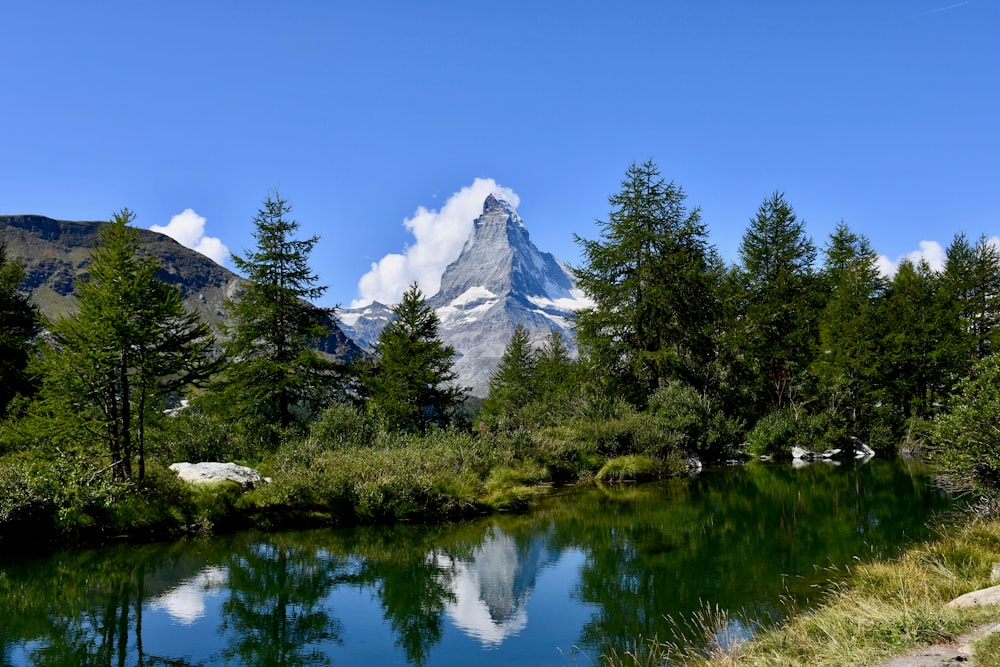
(811, 222), (884, 424)
(38, 210), (215, 480)
(221, 192), (338, 428)
(0, 241), (41, 419)
(573, 160), (720, 404)
(482, 323), (537, 421)
(365, 283), (465, 433)
(533, 329), (582, 424)
(941, 233), (1000, 362)
(733, 191), (820, 414)
(872, 258), (953, 421)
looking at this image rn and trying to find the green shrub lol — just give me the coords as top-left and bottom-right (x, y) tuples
(310, 402), (373, 449)
(150, 409), (262, 464)
(746, 408), (799, 457)
(596, 455), (658, 482)
(746, 408), (851, 458)
(931, 353), (1000, 491)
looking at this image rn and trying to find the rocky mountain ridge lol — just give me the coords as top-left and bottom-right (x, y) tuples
(0, 214), (361, 361)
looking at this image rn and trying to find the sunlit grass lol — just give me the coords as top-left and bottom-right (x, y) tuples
(604, 517), (1000, 667)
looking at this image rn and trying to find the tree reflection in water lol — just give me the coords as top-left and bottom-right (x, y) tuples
(0, 460), (956, 666)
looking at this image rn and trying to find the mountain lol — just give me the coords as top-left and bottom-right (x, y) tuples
(0, 214), (361, 361)
(340, 195), (590, 396)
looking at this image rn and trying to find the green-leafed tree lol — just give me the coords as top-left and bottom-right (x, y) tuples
(220, 192), (339, 429)
(364, 283), (465, 434)
(872, 258), (952, 422)
(535, 330), (578, 402)
(731, 191), (820, 416)
(36, 210), (216, 481)
(0, 240), (41, 419)
(573, 160), (721, 404)
(811, 222), (884, 426)
(941, 233), (1000, 364)
(481, 323), (537, 423)
(931, 352), (1000, 492)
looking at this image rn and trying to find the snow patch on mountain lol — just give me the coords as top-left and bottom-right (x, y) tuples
(339, 195), (586, 395)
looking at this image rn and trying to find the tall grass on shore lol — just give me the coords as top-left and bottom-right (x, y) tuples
(604, 515), (1000, 667)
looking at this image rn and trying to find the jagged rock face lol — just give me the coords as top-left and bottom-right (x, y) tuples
(0, 214), (362, 362)
(341, 195), (590, 396)
(433, 195), (575, 303)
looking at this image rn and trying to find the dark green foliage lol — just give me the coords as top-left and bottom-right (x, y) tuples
(309, 401), (373, 449)
(646, 381), (744, 462)
(221, 191), (340, 429)
(149, 408), (262, 464)
(941, 233), (1000, 362)
(731, 192), (820, 416)
(811, 222), (884, 429)
(931, 353), (1000, 491)
(872, 258), (952, 421)
(364, 283), (466, 434)
(746, 408), (850, 458)
(35, 210), (216, 481)
(0, 240), (41, 419)
(574, 160), (721, 404)
(482, 323), (537, 422)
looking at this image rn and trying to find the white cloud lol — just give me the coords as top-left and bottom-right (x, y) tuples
(876, 240), (946, 277)
(151, 209), (230, 265)
(351, 178), (519, 307)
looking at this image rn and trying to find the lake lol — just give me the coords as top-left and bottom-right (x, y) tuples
(0, 459), (957, 666)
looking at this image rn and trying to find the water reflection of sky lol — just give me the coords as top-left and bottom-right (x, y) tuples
(131, 533), (598, 666)
(148, 565), (228, 625)
(141, 566), (230, 664)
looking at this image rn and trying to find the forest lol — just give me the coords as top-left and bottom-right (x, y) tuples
(1, 160), (998, 545)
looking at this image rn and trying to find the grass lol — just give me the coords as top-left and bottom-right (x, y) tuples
(974, 631), (1000, 667)
(604, 515), (1000, 667)
(595, 455), (658, 482)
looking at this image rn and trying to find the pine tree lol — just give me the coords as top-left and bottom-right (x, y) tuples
(573, 160), (720, 404)
(0, 240), (41, 419)
(811, 222), (884, 423)
(942, 233), (1000, 362)
(39, 210), (215, 480)
(221, 192), (338, 428)
(733, 191), (820, 414)
(482, 323), (537, 421)
(365, 283), (465, 434)
(872, 258), (952, 420)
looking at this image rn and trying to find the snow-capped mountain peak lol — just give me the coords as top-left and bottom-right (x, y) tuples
(340, 195), (590, 395)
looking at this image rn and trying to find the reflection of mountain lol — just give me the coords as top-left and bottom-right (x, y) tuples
(148, 565), (229, 625)
(434, 525), (559, 646)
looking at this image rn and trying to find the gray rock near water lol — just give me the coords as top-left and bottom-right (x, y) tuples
(791, 439), (875, 464)
(169, 462), (267, 488)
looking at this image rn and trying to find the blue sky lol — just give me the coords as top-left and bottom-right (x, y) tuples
(3, 1), (997, 308)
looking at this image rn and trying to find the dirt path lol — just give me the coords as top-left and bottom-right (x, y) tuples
(872, 621), (1000, 667)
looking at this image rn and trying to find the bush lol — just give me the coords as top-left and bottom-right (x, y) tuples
(647, 382), (746, 462)
(746, 408), (851, 458)
(150, 409), (265, 464)
(745, 409), (798, 457)
(310, 402), (373, 449)
(931, 353), (1000, 491)
(0, 450), (131, 539)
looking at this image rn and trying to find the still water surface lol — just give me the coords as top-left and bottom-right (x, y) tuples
(1, 460), (956, 666)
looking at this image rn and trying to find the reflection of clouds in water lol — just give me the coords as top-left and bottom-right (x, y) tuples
(713, 616), (754, 653)
(434, 525), (557, 646)
(148, 566), (229, 625)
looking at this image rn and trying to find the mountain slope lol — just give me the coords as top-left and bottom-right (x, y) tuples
(0, 214), (361, 360)
(341, 195), (590, 396)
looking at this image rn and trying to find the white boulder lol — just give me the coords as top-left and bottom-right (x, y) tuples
(169, 462), (266, 488)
